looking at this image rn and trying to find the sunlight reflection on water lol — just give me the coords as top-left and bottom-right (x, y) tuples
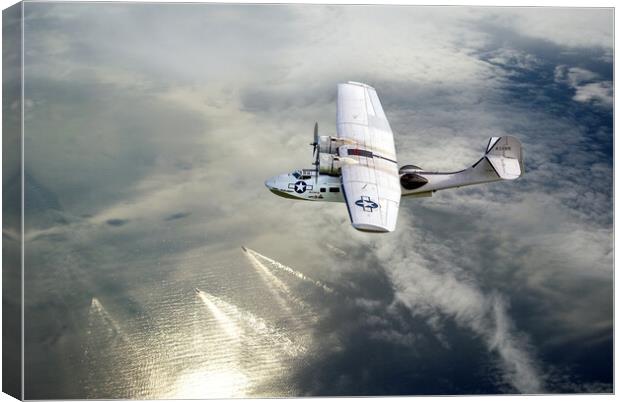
(81, 247), (325, 398)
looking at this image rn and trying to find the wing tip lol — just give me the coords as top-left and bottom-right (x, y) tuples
(343, 81), (375, 90)
(352, 223), (393, 233)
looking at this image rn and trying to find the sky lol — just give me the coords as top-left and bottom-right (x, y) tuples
(12, 3), (613, 398)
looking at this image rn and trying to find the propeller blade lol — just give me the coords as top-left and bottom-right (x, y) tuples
(313, 122), (319, 184)
(311, 122), (319, 157)
(315, 161), (319, 184)
(314, 122), (318, 144)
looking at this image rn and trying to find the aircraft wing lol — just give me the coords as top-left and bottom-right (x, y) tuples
(337, 82), (401, 232)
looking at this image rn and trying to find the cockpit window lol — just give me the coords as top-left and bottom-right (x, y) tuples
(292, 172), (300, 179)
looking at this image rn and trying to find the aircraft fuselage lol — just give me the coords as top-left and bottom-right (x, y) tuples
(265, 167), (440, 202)
(265, 169), (345, 202)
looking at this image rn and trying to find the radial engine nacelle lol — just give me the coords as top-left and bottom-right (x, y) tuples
(318, 153), (342, 175)
(318, 136), (354, 154)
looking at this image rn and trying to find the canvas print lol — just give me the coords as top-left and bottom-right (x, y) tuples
(2, 2), (613, 398)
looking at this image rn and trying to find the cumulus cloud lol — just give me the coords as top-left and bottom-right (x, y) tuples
(554, 65), (598, 85)
(554, 65), (613, 108)
(572, 82), (613, 107)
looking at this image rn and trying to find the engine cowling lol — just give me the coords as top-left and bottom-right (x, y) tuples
(318, 136), (349, 154)
(318, 153), (342, 176)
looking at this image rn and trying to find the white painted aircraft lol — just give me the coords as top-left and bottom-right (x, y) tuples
(265, 81), (523, 233)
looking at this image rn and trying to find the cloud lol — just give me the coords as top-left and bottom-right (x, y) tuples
(572, 82), (613, 107)
(369, 224), (543, 393)
(485, 47), (541, 71)
(164, 212), (191, 221)
(105, 218), (129, 227)
(483, 8), (613, 51)
(554, 65), (613, 108)
(554, 65), (599, 85)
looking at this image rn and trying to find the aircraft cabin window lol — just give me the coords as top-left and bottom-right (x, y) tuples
(301, 175), (311, 180)
(320, 188), (326, 192)
(329, 187), (340, 193)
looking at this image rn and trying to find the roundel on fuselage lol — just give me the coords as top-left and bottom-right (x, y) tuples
(294, 181), (307, 194)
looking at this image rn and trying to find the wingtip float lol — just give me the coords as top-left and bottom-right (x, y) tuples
(265, 81), (523, 233)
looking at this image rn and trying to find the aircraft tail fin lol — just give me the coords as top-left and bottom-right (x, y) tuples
(400, 135), (523, 196)
(482, 136), (523, 180)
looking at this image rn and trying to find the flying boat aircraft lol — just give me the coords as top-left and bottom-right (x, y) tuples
(265, 81), (523, 233)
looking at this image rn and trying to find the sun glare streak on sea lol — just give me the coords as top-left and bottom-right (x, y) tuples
(247, 248), (335, 294)
(81, 247), (329, 398)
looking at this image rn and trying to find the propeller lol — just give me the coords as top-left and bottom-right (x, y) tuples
(311, 122), (320, 184)
(310, 122), (319, 156)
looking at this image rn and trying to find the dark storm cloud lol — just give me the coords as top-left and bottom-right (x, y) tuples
(21, 3), (612, 397)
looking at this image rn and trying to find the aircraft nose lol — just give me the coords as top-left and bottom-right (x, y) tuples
(264, 177), (276, 189)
